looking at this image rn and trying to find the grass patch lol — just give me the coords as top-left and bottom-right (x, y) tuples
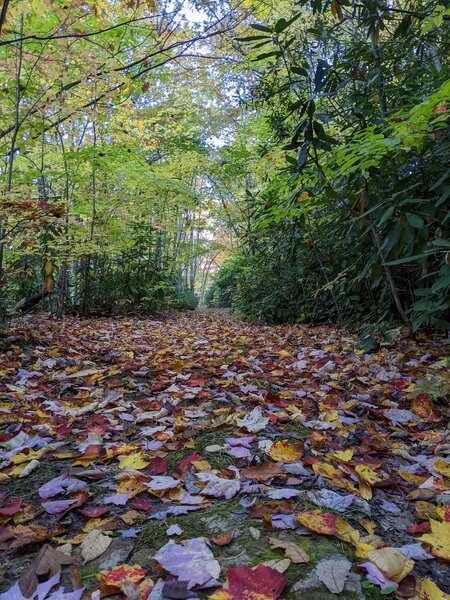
(277, 420), (310, 438)
(191, 426), (236, 470)
(136, 499), (242, 551)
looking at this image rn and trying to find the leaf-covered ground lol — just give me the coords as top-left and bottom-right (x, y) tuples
(0, 311), (449, 600)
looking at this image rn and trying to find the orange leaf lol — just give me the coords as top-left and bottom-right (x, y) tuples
(267, 440), (303, 463)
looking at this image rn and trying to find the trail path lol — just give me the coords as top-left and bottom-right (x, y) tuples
(0, 311), (449, 599)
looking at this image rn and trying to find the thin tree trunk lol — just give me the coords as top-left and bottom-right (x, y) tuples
(81, 115), (97, 316)
(370, 220), (412, 331)
(0, 15), (23, 296)
(0, 0), (10, 36)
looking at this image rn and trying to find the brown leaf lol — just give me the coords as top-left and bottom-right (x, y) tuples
(241, 463), (285, 482)
(212, 530), (234, 546)
(268, 537), (309, 564)
(19, 544), (73, 597)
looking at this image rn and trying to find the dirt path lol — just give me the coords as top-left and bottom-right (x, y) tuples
(0, 311), (449, 599)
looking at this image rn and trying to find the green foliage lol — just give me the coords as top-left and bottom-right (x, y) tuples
(205, 263), (240, 309)
(209, 0), (449, 332)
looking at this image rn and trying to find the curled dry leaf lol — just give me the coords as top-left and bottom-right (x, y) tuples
(268, 537), (309, 563)
(212, 530), (234, 546)
(367, 547), (414, 582)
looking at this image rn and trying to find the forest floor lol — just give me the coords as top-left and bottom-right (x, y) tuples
(0, 310), (449, 600)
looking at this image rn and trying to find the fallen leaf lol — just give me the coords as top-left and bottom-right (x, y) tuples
(80, 529), (112, 563)
(419, 577), (449, 600)
(315, 558), (352, 593)
(418, 519), (450, 561)
(212, 530), (234, 546)
(18, 544), (73, 597)
(268, 440), (303, 463)
(210, 564), (287, 599)
(241, 463), (285, 481)
(367, 547), (414, 582)
(154, 537), (220, 589)
(268, 537), (309, 563)
(98, 564), (148, 596)
(196, 472), (240, 499)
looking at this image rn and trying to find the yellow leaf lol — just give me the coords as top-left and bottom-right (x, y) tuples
(355, 465), (383, 485)
(9, 459), (40, 478)
(433, 460), (450, 479)
(333, 449), (353, 462)
(209, 591), (233, 600)
(10, 448), (46, 464)
(268, 440), (303, 463)
(118, 452), (149, 470)
(191, 460), (211, 471)
(116, 478), (147, 497)
(358, 478), (373, 500)
(367, 547), (413, 581)
(360, 519), (377, 535)
(420, 578), (450, 600)
(418, 520), (450, 560)
(354, 541), (377, 559)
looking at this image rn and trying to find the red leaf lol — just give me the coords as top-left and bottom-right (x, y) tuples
(0, 497), (23, 517)
(407, 522), (431, 535)
(129, 497), (152, 511)
(78, 506), (110, 518)
(143, 457), (169, 475)
(227, 564), (287, 599)
(175, 453), (203, 475)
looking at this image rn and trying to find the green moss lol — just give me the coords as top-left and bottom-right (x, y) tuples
(79, 565), (101, 589)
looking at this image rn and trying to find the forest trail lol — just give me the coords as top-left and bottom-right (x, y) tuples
(0, 312), (449, 599)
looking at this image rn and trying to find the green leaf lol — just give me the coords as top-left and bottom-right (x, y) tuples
(378, 206), (395, 225)
(274, 18), (289, 33)
(251, 51), (281, 61)
(291, 66), (308, 77)
(406, 213), (424, 229)
(235, 35), (272, 42)
(387, 252), (431, 265)
(250, 23), (273, 33)
(431, 271), (450, 293)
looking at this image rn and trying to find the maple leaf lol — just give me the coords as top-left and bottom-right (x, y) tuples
(418, 519), (450, 561)
(419, 578), (450, 600)
(98, 564), (148, 596)
(267, 440), (303, 463)
(210, 564), (287, 599)
(118, 452), (150, 470)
